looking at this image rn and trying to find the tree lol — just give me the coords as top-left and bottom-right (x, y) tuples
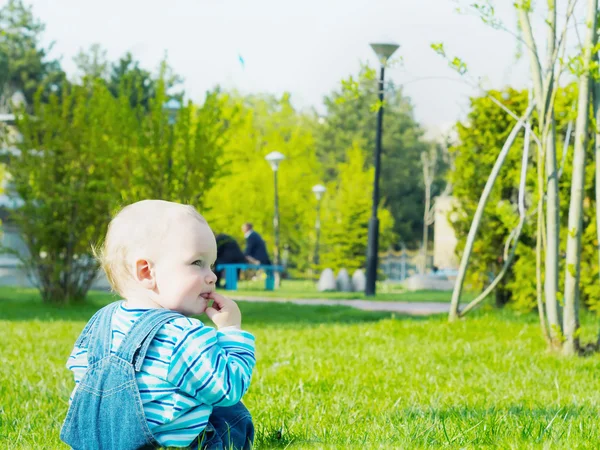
(320, 143), (395, 272)
(0, 0), (65, 109)
(514, 0), (563, 347)
(445, 1), (600, 354)
(118, 74), (229, 211)
(73, 43), (110, 81)
(11, 81), (123, 303)
(203, 93), (322, 275)
(108, 52), (156, 110)
(8, 66), (227, 303)
(447, 81), (600, 342)
(448, 89), (533, 308)
(561, 0), (597, 354)
(315, 66), (432, 246)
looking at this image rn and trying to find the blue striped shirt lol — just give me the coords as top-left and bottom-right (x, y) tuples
(66, 303), (256, 447)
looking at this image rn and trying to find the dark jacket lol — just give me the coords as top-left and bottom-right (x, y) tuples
(215, 234), (247, 266)
(244, 231), (271, 265)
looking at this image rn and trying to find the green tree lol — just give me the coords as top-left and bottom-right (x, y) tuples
(449, 0), (596, 353)
(73, 43), (109, 81)
(73, 44), (183, 111)
(0, 0), (65, 108)
(9, 69), (228, 303)
(315, 66), (432, 245)
(203, 93), (322, 274)
(11, 81), (122, 303)
(118, 74), (229, 211)
(450, 88), (531, 307)
(320, 143), (395, 273)
(108, 52), (156, 110)
(450, 85), (599, 315)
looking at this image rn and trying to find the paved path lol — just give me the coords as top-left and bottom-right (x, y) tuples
(230, 296), (455, 316)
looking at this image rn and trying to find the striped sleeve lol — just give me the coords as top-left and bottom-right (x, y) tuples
(167, 323), (256, 408)
(66, 345), (89, 402)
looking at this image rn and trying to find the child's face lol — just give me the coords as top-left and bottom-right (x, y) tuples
(152, 216), (218, 316)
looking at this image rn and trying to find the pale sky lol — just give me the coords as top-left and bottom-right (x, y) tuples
(4, 0), (586, 136)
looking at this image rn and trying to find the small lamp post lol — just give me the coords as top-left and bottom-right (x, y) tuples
(312, 184), (326, 267)
(162, 98), (181, 185)
(265, 151), (286, 282)
(163, 98), (181, 125)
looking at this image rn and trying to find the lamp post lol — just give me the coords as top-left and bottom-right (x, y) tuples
(365, 42), (399, 296)
(163, 98), (181, 125)
(265, 151), (286, 284)
(312, 184), (326, 268)
(162, 98), (181, 193)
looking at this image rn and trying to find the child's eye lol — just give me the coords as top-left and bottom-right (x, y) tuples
(192, 260), (204, 267)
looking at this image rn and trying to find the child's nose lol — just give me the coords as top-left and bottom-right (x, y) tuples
(206, 270), (217, 285)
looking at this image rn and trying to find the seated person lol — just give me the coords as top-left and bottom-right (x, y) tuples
(241, 223), (271, 265)
(215, 233), (247, 288)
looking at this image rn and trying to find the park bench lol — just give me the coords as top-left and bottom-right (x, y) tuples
(215, 263), (284, 291)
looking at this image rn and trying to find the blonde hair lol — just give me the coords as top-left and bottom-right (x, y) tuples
(94, 200), (206, 295)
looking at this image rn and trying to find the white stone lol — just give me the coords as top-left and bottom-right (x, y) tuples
(336, 268), (352, 292)
(317, 268), (336, 292)
(351, 269), (366, 292)
(402, 274), (455, 291)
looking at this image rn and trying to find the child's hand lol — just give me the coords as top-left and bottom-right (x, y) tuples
(205, 292), (242, 329)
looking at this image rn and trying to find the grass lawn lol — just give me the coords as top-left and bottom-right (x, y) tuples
(2, 286), (600, 449)
(230, 278), (478, 303)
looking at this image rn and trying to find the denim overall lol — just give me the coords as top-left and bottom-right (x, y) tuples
(60, 302), (254, 450)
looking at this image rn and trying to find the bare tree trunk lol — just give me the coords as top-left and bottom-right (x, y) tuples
(537, 193), (551, 344)
(536, 120), (551, 344)
(543, 7), (562, 351)
(563, 0), (597, 355)
(517, 1), (562, 345)
(595, 72), (600, 348)
(421, 151), (434, 274)
(449, 103), (535, 321)
(455, 105), (532, 317)
(421, 183), (431, 274)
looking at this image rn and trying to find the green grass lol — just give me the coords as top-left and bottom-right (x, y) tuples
(231, 278), (477, 303)
(2, 286), (600, 449)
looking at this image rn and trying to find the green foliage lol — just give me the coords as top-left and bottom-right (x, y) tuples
(74, 44), (183, 111)
(566, 42), (600, 78)
(2, 4), (433, 293)
(469, 1), (504, 29)
(203, 93), (321, 274)
(118, 75), (228, 210)
(430, 42), (468, 75)
(0, 0), (66, 107)
(451, 85), (600, 313)
(320, 143), (395, 272)
(73, 43), (109, 81)
(450, 88), (531, 297)
(108, 52), (157, 110)
(12, 81), (121, 303)
(10, 68), (229, 303)
(315, 66), (433, 245)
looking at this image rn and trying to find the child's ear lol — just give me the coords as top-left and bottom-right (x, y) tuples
(135, 259), (156, 289)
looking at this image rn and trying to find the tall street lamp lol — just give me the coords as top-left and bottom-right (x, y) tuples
(312, 184), (326, 268)
(265, 151), (286, 284)
(365, 42), (399, 296)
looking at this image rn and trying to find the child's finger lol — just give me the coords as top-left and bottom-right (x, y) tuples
(205, 306), (218, 320)
(209, 292), (231, 309)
